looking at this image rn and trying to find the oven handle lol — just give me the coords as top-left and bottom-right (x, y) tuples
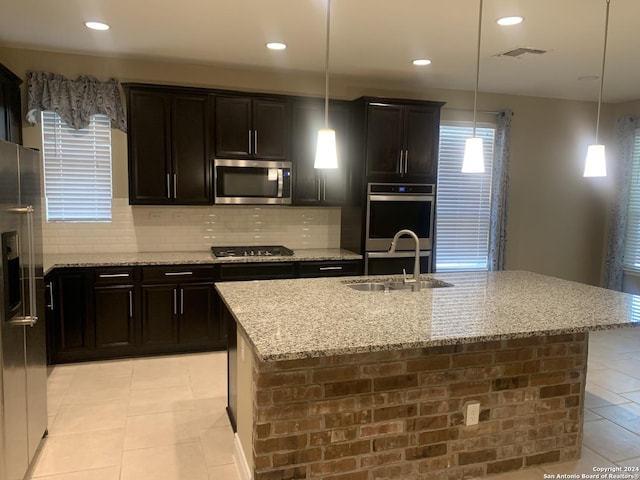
(368, 194), (434, 202)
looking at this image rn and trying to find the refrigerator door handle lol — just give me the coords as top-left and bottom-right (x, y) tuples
(8, 316), (38, 327)
(10, 205), (38, 324)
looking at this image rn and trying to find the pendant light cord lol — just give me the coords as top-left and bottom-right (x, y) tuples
(324, 0), (331, 129)
(595, 0), (611, 144)
(472, 0), (483, 138)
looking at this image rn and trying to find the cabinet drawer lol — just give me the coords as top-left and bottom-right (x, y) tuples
(94, 267), (136, 285)
(218, 262), (295, 281)
(297, 261), (362, 278)
(141, 265), (215, 283)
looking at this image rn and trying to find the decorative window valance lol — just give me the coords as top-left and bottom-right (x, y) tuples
(26, 71), (127, 132)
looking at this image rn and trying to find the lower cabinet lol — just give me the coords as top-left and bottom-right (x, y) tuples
(46, 259), (362, 364)
(46, 269), (93, 364)
(140, 281), (218, 349)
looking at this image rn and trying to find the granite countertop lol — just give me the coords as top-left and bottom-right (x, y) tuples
(215, 270), (640, 362)
(43, 248), (362, 274)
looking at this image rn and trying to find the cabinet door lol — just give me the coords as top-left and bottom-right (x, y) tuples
(252, 99), (291, 159)
(365, 103), (404, 177)
(172, 94), (211, 204)
(94, 285), (135, 350)
(141, 285), (179, 346)
(0, 80), (7, 143)
(292, 100), (350, 205)
(178, 282), (217, 345)
(404, 105), (439, 178)
(128, 90), (172, 204)
(215, 96), (252, 157)
(49, 271), (92, 357)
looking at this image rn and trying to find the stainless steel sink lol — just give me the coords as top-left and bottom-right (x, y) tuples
(345, 279), (453, 292)
(388, 279), (454, 290)
(346, 282), (388, 292)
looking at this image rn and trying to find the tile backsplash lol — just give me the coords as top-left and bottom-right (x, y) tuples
(42, 198), (341, 254)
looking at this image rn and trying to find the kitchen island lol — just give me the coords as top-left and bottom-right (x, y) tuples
(216, 270), (640, 480)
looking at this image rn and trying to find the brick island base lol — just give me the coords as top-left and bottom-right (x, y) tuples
(239, 332), (587, 480)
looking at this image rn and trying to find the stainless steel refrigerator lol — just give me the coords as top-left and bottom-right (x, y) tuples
(0, 140), (47, 480)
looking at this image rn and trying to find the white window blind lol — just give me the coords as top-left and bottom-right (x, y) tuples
(41, 111), (112, 222)
(435, 124), (496, 271)
(623, 128), (640, 270)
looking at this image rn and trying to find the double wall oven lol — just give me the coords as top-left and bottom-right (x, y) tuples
(364, 182), (435, 275)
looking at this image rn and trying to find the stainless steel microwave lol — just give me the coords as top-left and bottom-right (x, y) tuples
(214, 159), (292, 205)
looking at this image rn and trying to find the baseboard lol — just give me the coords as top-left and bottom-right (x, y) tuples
(234, 432), (252, 480)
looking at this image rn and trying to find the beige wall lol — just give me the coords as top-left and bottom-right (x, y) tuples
(0, 45), (621, 284)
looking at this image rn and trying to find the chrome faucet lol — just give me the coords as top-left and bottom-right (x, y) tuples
(388, 229), (421, 290)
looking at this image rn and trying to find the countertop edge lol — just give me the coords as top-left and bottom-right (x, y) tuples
(247, 323), (640, 362)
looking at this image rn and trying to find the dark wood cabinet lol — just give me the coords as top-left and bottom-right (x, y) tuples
(140, 266), (219, 351)
(93, 268), (137, 352)
(296, 260), (362, 277)
(364, 100), (443, 181)
(127, 86), (211, 205)
(94, 285), (135, 349)
(215, 95), (291, 160)
(141, 284), (179, 346)
(291, 99), (352, 205)
(218, 262), (295, 281)
(0, 62), (23, 145)
(46, 269), (92, 364)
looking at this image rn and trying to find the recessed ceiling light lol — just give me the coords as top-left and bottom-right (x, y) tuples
(266, 42), (287, 50)
(412, 59), (432, 66)
(497, 16), (524, 26)
(84, 21), (110, 31)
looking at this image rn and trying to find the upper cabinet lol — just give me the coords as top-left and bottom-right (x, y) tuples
(291, 99), (352, 206)
(214, 95), (291, 160)
(362, 99), (444, 181)
(126, 85), (212, 205)
(0, 62), (23, 145)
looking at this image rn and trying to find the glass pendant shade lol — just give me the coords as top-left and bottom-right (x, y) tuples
(314, 128), (338, 169)
(462, 137), (485, 173)
(584, 144), (606, 177)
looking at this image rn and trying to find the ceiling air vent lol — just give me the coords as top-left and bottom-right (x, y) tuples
(496, 47), (548, 58)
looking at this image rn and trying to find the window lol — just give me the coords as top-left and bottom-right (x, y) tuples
(41, 111), (112, 222)
(623, 129), (640, 270)
(435, 124), (496, 271)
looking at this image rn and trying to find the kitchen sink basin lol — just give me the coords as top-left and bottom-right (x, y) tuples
(388, 279), (454, 290)
(346, 282), (388, 292)
(345, 279), (453, 292)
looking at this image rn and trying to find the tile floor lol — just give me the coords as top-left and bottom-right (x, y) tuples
(28, 327), (640, 480)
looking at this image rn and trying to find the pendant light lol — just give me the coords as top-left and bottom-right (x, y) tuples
(462, 0), (485, 173)
(584, 0), (611, 178)
(314, 0), (338, 169)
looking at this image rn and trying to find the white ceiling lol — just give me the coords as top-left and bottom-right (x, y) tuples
(1, 0), (638, 103)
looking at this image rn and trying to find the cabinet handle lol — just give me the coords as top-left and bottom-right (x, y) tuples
(254, 130), (258, 155)
(173, 174), (177, 199)
(398, 151), (403, 174)
(248, 130), (252, 154)
(164, 271), (193, 276)
(319, 266), (343, 271)
(99, 273), (130, 278)
(46, 282), (54, 310)
(173, 288), (177, 315)
(322, 177), (326, 201)
(317, 177), (321, 201)
(128, 290), (133, 317)
(404, 150), (409, 174)
(166, 174), (171, 198)
(180, 288), (184, 315)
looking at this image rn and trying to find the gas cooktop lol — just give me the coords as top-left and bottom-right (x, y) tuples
(211, 245), (294, 257)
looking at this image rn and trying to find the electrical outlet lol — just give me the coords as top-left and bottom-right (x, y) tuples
(465, 401), (480, 426)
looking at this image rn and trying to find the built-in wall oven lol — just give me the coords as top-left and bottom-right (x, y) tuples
(364, 183), (435, 275)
